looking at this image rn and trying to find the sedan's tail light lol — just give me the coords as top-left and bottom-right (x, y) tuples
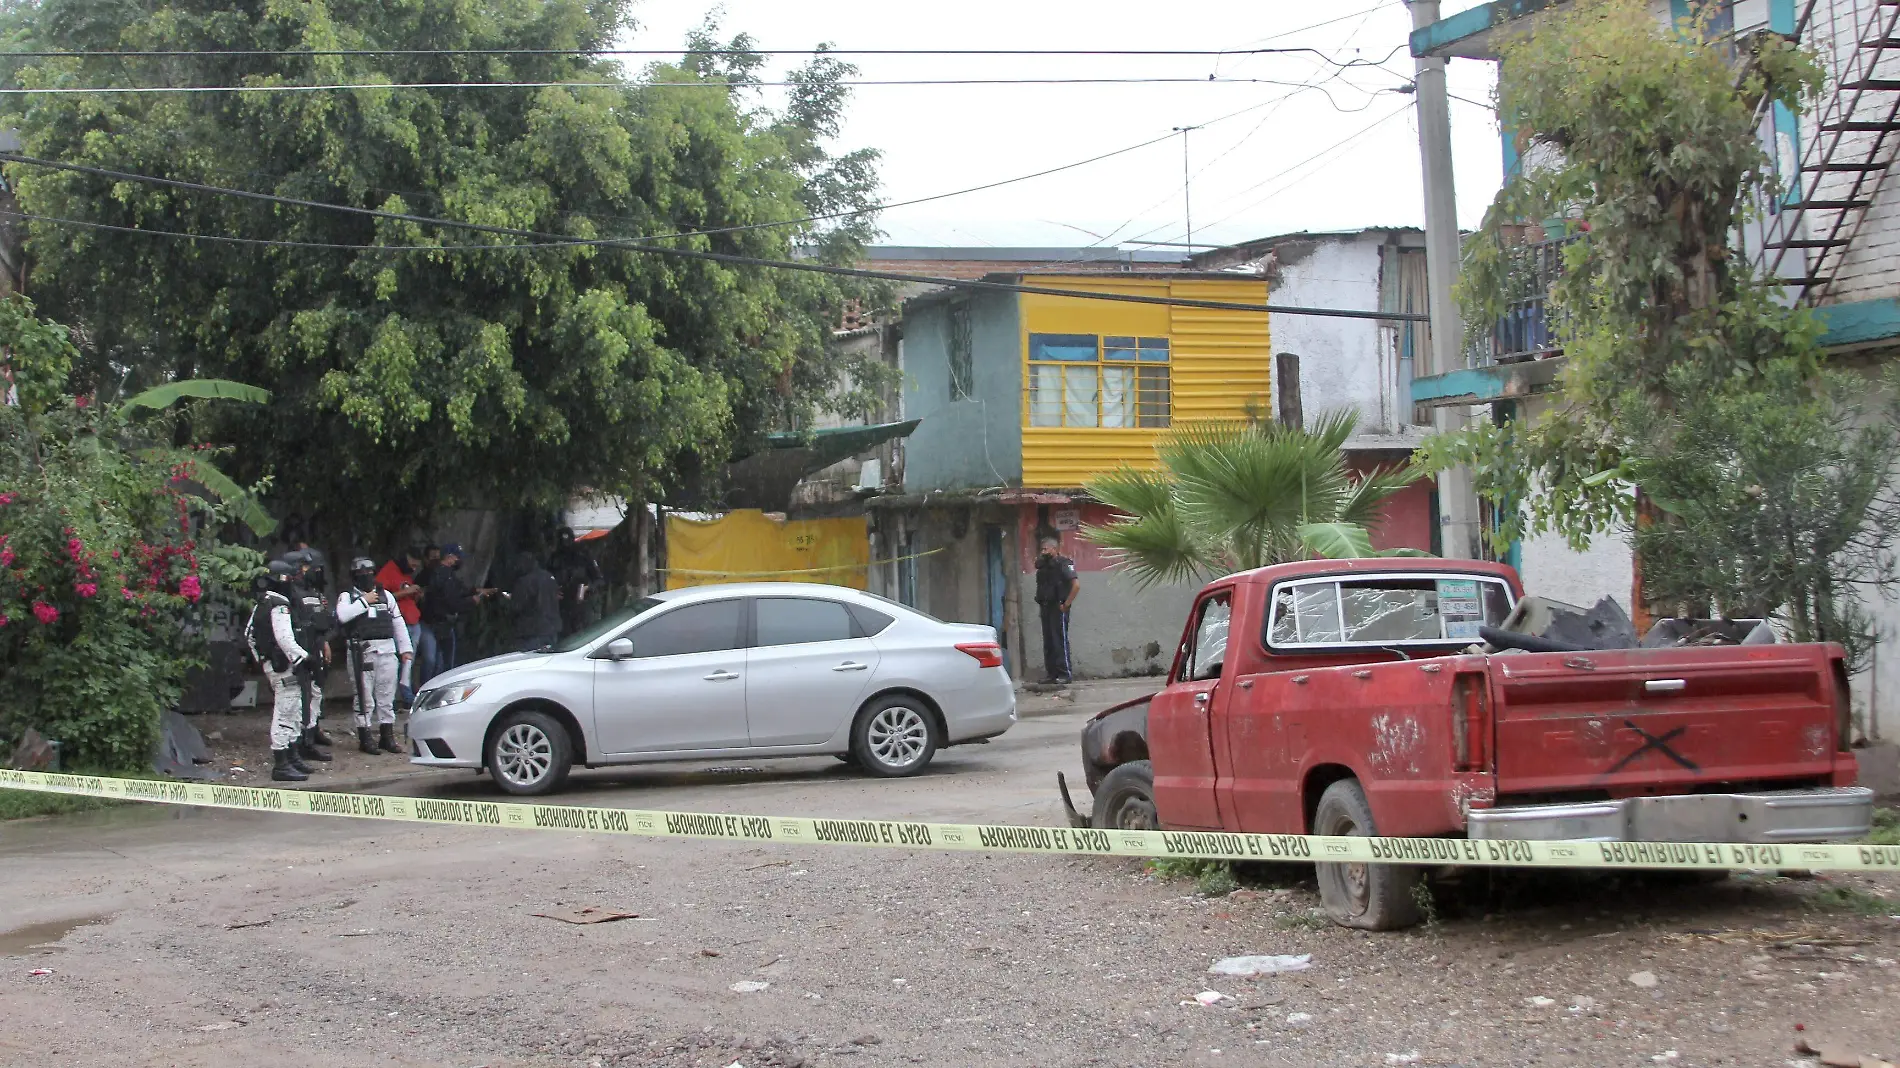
(956, 642), (1004, 668)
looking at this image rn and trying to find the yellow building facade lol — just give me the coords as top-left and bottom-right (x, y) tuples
(1017, 274), (1272, 487)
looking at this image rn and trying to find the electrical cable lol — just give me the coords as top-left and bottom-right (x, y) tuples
(6, 45), (1402, 63)
(0, 152), (1425, 322)
(0, 75), (1403, 94)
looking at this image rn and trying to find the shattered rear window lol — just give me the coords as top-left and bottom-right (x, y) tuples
(1264, 574), (1515, 650)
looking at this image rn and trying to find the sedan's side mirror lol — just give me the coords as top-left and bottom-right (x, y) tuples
(604, 637), (635, 661)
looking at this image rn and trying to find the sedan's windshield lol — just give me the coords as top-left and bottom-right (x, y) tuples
(551, 596), (664, 652)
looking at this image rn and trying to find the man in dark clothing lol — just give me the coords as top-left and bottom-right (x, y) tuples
(1034, 534), (1080, 684)
(550, 527), (604, 637)
(418, 543), (492, 684)
(504, 552), (563, 652)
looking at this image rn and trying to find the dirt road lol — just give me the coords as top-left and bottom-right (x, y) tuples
(2, 707), (1897, 1067)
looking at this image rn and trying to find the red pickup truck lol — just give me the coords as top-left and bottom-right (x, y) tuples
(1065, 559), (1873, 930)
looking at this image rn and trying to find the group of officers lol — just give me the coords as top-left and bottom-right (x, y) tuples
(243, 550), (414, 782)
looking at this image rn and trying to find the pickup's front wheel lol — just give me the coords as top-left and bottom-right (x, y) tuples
(1313, 779), (1422, 931)
(1092, 760), (1158, 830)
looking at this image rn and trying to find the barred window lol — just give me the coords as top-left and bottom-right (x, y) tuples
(1027, 333), (1170, 428)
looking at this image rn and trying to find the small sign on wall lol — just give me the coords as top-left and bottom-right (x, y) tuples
(1052, 508), (1080, 532)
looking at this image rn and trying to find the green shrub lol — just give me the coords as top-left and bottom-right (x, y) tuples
(0, 297), (263, 772)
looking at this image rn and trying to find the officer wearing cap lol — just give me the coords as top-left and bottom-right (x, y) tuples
(282, 547), (335, 764)
(336, 556), (415, 755)
(244, 559), (314, 781)
(417, 542), (492, 686)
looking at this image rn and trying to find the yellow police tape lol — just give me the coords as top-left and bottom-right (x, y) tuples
(3, 768), (1894, 873)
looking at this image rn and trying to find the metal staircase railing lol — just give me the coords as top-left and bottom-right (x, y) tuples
(1757, 0), (1900, 301)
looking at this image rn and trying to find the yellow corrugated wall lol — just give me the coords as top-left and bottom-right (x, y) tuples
(1019, 275), (1271, 487)
(663, 510), (870, 590)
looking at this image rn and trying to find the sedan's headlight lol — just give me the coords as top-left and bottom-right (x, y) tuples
(417, 682), (481, 710)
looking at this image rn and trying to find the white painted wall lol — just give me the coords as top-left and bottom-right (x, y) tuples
(1267, 230), (1429, 446)
(1505, 396), (1637, 609)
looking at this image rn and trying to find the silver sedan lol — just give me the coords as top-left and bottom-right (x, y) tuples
(407, 583), (1018, 795)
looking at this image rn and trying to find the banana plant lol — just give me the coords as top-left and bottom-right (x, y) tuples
(125, 379), (277, 537)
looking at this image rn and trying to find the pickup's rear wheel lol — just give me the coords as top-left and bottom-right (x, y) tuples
(1313, 779), (1422, 931)
(1091, 760), (1158, 830)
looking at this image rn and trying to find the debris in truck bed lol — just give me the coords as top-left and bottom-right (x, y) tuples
(1641, 617), (1777, 647)
(1480, 595), (1637, 653)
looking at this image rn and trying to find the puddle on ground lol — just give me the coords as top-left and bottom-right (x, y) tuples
(0, 914), (113, 956)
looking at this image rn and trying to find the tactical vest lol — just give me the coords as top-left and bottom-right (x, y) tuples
(291, 587), (329, 648)
(245, 592), (292, 672)
(341, 589), (397, 641)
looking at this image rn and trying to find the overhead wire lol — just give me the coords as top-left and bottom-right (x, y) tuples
(0, 152), (1425, 322)
(7, 45), (1405, 64)
(0, 75), (1402, 94)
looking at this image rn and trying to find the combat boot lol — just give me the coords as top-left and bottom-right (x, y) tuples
(358, 727), (379, 754)
(309, 725), (336, 746)
(271, 748), (308, 782)
(285, 745), (313, 774)
(378, 723), (404, 755)
(299, 727), (332, 762)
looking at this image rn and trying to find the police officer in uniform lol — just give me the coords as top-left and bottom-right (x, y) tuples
(336, 557), (415, 755)
(244, 560), (314, 781)
(1034, 534), (1080, 685)
(283, 548), (335, 764)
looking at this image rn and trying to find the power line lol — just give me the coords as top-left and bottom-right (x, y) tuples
(0, 152), (1425, 322)
(0, 76), (1383, 94)
(6, 45), (1400, 65)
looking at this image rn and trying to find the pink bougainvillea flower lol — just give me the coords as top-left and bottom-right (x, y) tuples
(0, 548), (12, 568)
(121, 587), (134, 600)
(31, 601), (58, 625)
(0, 492), (14, 505)
(0, 614), (8, 627)
(74, 582), (97, 599)
(66, 538), (83, 558)
(74, 394), (91, 409)
(178, 575), (202, 603)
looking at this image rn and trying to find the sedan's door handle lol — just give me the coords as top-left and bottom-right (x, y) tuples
(703, 670), (740, 681)
(831, 661), (870, 672)
(1644, 678), (1687, 693)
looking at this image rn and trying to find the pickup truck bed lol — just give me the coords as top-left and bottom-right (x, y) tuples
(1069, 558), (1873, 929)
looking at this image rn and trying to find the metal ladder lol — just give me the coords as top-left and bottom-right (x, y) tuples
(1758, 0), (1900, 301)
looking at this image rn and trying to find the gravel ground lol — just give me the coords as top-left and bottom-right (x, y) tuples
(3, 706), (1896, 1068)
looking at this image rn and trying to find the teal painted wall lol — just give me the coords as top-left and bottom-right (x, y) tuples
(898, 292), (1024, 492)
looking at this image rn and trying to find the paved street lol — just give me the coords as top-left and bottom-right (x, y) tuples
(2, 704), (1897, 1068)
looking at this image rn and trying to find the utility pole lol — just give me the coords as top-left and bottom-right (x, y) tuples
(1405, 0), (1479, 559)
(1173, 125), (1199, 256)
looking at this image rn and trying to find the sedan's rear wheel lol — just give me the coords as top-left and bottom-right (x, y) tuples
(485, 708), (573, 796)
(852, 696), (937, 777)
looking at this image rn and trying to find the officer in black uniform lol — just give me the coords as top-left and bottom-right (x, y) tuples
(1034, 534), (1080, 685)
(283, 547), (335, 764)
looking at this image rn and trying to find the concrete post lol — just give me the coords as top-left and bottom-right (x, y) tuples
(1407, 0), (1481, 559)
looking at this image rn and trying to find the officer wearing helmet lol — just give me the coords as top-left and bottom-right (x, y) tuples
(282, 547), (335, 764)
(243, 559), (314, 781)
(335, 556), (414, 755)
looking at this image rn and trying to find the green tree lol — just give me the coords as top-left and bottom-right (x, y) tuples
(1, 296), (265, 771)
(1084, 410), (1420, 588)
(5, 0), (893, 550)
(1416, 0), (1900, 670)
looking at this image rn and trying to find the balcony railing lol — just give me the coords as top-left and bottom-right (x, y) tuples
(1465, 234), (1576, 367)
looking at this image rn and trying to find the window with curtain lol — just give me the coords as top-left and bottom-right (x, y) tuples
(1028, 333), (1171, 428)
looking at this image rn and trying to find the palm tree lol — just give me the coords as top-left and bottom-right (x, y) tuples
(1084, 409), (1422, 588)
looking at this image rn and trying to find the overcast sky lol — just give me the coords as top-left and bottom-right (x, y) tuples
(625, 0), (1502, 250)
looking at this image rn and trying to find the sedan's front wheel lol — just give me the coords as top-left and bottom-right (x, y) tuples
(485, 708), (573, 796)
(852, 696), (938, 777)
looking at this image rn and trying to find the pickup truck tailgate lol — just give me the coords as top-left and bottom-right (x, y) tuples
(1489, 645), (1841, 795)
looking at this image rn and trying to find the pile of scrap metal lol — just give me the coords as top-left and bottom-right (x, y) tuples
(1476, 596), (1775, 654)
